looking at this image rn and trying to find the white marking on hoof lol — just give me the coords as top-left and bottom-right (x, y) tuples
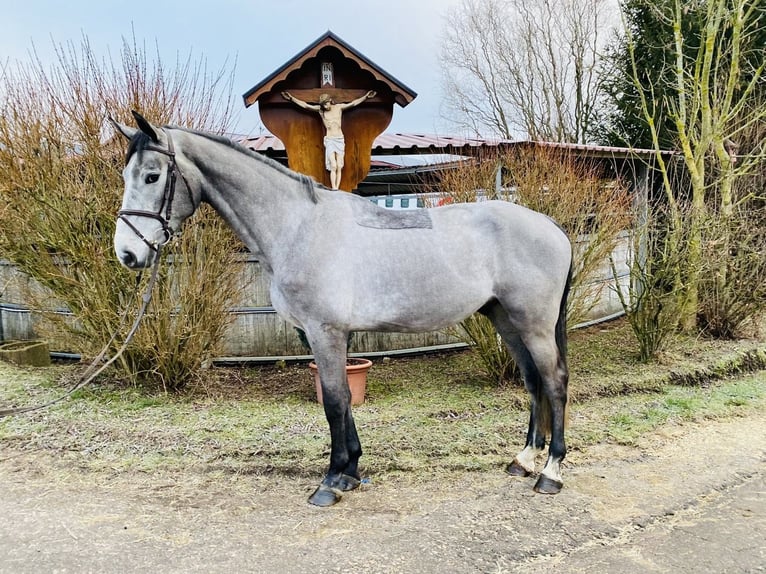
(541, 457), (562, 484)
(514, 445), (543, 474)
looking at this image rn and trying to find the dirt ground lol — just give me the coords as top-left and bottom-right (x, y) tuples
(1, 405), (764, 574)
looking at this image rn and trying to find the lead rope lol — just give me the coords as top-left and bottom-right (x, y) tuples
(0, 245), (164, 418)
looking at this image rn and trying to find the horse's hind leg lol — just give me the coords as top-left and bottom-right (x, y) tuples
(508, 407), (547, 478)
(498, 342), (545, 475)
(481, 304), (546, 477)
(482, 302), (569, 493)
(522, 332), (569, 494)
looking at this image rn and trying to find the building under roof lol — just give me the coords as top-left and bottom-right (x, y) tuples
(237, 131), (670, 197)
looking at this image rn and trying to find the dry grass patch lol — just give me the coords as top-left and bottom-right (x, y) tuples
(1, 318), (764, 482)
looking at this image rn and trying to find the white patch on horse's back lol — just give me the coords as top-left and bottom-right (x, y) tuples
(351, 199), (433, 230)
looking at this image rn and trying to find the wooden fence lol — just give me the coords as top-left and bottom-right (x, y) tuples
(0, 233), (630, 360)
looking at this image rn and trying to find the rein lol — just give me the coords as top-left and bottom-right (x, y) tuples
(0, 251), (162, 417)
(0, 129), (187, 418)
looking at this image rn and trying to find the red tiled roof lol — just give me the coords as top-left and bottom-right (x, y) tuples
(239, 133), (286, 153)
(238, 132), (513, 155)
(237, 132), (669, 159)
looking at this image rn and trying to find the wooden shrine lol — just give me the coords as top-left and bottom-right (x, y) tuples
(243, 31), (417, 191)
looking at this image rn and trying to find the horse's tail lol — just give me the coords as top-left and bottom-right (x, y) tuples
(555, 258), (573, 368)
(537, 258), (573, 437)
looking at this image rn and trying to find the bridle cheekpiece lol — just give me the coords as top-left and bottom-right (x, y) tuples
(117, 129), (193, 252)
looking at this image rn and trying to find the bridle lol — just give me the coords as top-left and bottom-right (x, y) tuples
(117, 129), (195, 252)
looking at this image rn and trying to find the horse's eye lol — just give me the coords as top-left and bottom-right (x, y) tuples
(145, 174), (160, 184)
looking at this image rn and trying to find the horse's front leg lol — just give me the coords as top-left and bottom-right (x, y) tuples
(305, 327), (363, 507)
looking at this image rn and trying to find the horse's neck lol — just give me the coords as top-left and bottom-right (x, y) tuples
(178, 130), (314, 265)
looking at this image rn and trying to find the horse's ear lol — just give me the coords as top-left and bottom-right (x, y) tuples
(131, 110), (160, 143)
(108, 115), (138, 141)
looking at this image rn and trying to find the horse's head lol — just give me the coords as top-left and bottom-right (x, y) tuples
(110, 111), (198, 269)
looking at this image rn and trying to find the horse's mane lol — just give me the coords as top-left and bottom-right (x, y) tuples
(175, 127), (319, 204)
(126, 125), (319, 203)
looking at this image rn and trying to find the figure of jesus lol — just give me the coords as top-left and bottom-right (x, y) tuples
(282, 90), (376, 189)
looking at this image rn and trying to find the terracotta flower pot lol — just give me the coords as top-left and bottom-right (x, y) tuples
(309, 358), (372, 406)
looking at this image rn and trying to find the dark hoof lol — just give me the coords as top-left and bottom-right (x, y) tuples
(534, 475), (563, 494)
(338, 473), (361, 492)
(308, 484), (343, 507)
(506, 460), (532, 477)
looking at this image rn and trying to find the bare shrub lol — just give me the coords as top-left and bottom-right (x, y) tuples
(0, 34), (242, 390)
(126, 207), (244, 390)
(613, 203), (692, 362)
(697, 204), (766, 339)
(435, 156), (499, 204)
(458, 313), (518, 385)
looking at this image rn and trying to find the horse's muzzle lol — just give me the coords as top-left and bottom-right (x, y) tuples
(118, 249), (139, 269)
(117, 247), (154, 270)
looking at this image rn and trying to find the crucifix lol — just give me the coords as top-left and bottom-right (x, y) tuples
(281, 89), (376, 189)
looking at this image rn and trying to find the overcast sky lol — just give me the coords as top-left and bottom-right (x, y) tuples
(0, 0), (463, 137)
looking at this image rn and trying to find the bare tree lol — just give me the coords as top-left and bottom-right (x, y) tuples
(623, 0), (766, 332)
(439, 0), (613, 142)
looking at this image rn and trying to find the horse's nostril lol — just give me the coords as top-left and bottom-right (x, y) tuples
(120, 249), (137, 268)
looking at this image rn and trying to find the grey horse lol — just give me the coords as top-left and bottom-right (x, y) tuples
(110, 111), (573, 507)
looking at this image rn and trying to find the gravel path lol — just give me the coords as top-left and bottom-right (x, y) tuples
(1, 409), (764, 573)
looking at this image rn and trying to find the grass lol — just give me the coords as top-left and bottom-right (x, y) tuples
(0, 319), (765, 481)
(572, 375), (766, 447)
